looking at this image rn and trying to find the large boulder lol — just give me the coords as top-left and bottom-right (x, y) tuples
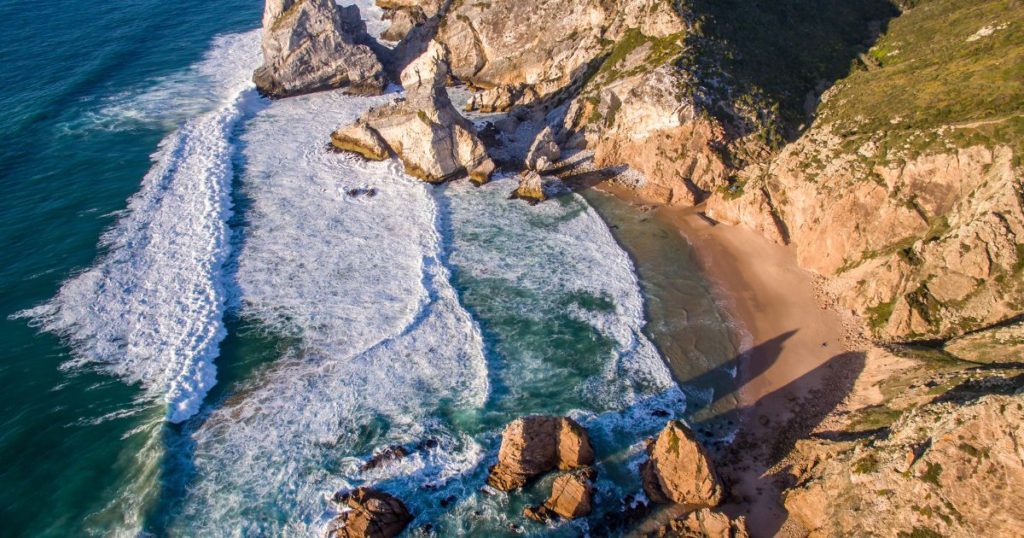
(328, 488), (413, 538)
(524, 467), (597, 522)
(641, 421), (724, 506)
(487, 416), (594, 491)
(331, 40), (495, 183)
(510, 171), (547, 204)
(255, 0), (386, 98)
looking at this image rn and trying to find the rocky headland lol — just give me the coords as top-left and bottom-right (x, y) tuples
(256, 0), (1023, 536)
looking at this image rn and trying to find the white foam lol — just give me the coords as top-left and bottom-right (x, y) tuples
(173, 88), (490, 534)
(17, 30), (263, 423)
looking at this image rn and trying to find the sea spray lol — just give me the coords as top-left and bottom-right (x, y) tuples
(16, 30), (263, 423)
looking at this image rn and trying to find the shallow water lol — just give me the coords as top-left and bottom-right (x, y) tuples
(1, 1), (736, 536)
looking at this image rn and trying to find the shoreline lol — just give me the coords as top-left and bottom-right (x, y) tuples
(585, 180), (855, 535)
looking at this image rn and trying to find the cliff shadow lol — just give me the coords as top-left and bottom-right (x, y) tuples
(684, 0), (901, 140)
(692, 348), (866, 537)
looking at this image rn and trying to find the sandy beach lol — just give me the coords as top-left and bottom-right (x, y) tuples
(587, 181), (858, 536)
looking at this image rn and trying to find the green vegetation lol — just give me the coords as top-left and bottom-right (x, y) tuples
(818, 0), (1024, 161)
(854, 453), (881, 474)
(921, 461), (943, 486)
(898, 527), (944, 538)
(849, 404), (903, 431)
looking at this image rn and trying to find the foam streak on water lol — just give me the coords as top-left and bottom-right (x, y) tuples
(17, 31), (263, 423)
(172, 88), (490, 534)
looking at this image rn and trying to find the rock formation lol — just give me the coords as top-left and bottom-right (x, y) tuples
(524, 126), (560, 171)
(654, 508), (749, 538)
(438, 0), (687, 111)
(641, 421), (723, 506)
(254, 0), (385, 98)
(331, 40), (495, 183)
(328, 488), (413, 538)
(783, 393), (1024, 537)
(523, 466), (597, 522)
(511, 171), (547, 204)
(486, 415), (594, 491)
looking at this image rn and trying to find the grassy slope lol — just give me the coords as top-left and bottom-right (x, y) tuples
(818, 0), (1024, 162)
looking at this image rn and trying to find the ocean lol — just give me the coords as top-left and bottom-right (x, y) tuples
(0, 1), (737, 535)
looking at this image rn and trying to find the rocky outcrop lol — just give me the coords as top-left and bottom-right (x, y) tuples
(783, 393), (1024, 537)
(486, 416), (594, 491)
(378, 0), (442, 42)
(439, 0), (686, 111)
(328, 488), (413, 538)
(511, 171), (547, 203)
(944, 321), (1024, 365)
(523, 467), (597, 522)
(524, 126), (560, 171)
(641, 421), (723, 506)
(655, 508), (749, 538)
(254, 0), (385, 98)
(331, 41), (495, 183)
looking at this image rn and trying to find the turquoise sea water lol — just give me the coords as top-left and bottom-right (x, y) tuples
(0, 1), (737, 536)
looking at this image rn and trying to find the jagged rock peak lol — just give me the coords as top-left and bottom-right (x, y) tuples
(331, 40), (495, 183)
(254, 0), (385, 98)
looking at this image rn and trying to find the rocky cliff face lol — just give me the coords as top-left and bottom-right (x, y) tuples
(703, 0), (1024, 343)
(331, 40), (494, 182)
(784, 391), (1024, 537)
(254, 0), (386, 98)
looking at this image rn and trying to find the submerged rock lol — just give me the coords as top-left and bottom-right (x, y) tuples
(328, 487), (413, 538)
(331, 40), (495, 183)
(487, 416), (594, 491)
(642, 421), (724, 506)
(524, 466), (597, 522)
(362, 444), (409, 471)
(255, 0), (385, 98)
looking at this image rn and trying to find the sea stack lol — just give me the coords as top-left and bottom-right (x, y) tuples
(331, 40), (495, 183)
(254, 0), (386, 98)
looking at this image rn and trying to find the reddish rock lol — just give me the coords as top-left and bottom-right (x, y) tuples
(487, 416), (594, 491)
(328, 488), (413, 538)
(523, 467), (597, 522)
(642, 421), (723, 506)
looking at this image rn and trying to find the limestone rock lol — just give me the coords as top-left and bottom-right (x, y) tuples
(642, 421), (723, 506)
(328, 488), (413, 538)
(524, 467), (597, 522)
(525, 127), (560, 171)
(656, 509), (749, 538)
(331, 41), (495, 183)
(254, 0), (385, 98)
(487, 416), (594, 491)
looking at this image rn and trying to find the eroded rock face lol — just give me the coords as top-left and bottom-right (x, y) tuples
(487, 416), (594, 491)
(525, 126), (560, 171)
(523, 467), (597, 522)
(331, 40), (495, 183)
(944, 321), (1024, 364)
(655, 508), (749, 538)
(328, 488), (413, 538)
(642, 421), (723, 506)
(439, 0), (686, 111)
(255, 0), (386, 98)
(783, 393), (1024, 537)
